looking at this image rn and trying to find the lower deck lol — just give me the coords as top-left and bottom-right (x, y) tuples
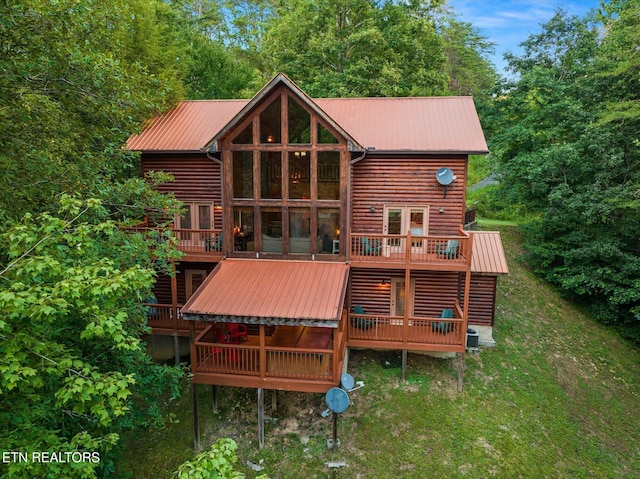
(190, 320), (347, 393)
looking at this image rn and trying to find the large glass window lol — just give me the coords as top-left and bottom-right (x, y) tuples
(317, 208), (340, 254)
(260, 96), (281, 144)
(289, 208), (311, 254)
(288, 96), (311, 144)
(261, 208), (282, 253)
(233, 207), (254, 251)
(227, 92), (344, 256)
(318, 151), (340, 200)
(233, 151), (253, 199)
(261, 151), (281, 199)
(289, 151), (310, 199)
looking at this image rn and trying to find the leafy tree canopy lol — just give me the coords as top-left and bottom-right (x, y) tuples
(486, 5), (640, 338)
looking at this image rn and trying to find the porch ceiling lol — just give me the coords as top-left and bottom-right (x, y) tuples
(181, 259), (349, 327)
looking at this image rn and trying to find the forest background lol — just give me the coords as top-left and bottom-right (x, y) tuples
(0, 0), (638, 477)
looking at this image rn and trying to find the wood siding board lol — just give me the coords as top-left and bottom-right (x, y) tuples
(351, 157), (467, 236)
(142, 155), (222, 225)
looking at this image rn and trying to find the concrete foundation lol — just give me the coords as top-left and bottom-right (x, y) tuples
(469, 325), (496, 347)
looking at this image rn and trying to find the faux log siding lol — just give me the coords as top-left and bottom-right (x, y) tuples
(142, 153), (223, 227)
(459, 274), (497, 326)
(152, 263), (217, 305)
(350, 269), (461, 317)
(350, 156), (468, 236)
(153, 274), (173, 304)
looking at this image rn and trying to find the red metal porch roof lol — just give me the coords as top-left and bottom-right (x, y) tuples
(127, 97), (488, 154)
(181, 259), (350, 325)
(471, 231), (509, 275)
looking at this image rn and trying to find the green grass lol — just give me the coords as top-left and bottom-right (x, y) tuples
(118, 225), (640, 479)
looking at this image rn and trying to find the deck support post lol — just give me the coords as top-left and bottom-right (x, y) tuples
(457, 352), (466, 393)
(258, 388), (265, 449)
(401, 349), (407, 382)
(174, 334), (180, 366)
(271, 389), (277, 415)
(212, 385), (218, 413)
(192, 383), (200, 451)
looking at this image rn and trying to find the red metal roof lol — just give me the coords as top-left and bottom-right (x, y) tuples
(471, 231), (509, 275)
(127, 96), (488, 154)
(181, 259), (349, 325)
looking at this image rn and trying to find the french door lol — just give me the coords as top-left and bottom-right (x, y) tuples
(175, 202), (214, 245)
(390, 278), (416, 318)
(383, 205), (429, 254)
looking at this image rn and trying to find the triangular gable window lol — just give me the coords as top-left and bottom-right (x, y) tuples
(231, 122), (253, 144)
(317, 123), (339, 144)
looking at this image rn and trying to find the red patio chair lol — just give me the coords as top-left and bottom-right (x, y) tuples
(226, 323), (248, 343)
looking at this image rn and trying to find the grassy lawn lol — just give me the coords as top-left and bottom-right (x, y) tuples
(118, 225), (640, 478)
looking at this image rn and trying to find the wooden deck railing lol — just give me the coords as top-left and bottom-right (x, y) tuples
(145, 303), (205, 333)
(350, 228), (471, 267)
(173, 229), (223, 254)
(192, 326), (336, 382)
(126, 225), (223, 256)
(348, 302), (465, 348)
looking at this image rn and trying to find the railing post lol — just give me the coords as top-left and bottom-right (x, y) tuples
(259, 325), (266, 379)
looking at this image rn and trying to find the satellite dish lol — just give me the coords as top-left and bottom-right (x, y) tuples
(325, 387), (350, 414)
(340, 373), (355, 391)
(436, 167), (456, 186)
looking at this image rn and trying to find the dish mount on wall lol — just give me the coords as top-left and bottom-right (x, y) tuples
(436, 167), (456, 199)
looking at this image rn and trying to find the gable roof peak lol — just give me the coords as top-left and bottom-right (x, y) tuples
(205, 72), (363, 153)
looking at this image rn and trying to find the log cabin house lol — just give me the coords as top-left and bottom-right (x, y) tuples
(127, 73), (508, 399)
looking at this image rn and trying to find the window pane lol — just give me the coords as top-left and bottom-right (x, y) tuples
(288, 96), (310, 144)
(289, 208), (310, 254)
(231, 122), (253, 144)
(289, 151), (310, 199)
(318, 151), (340, 200)
(233, 207), (254, 251)
(233, 151), (253, 199)
(317, 123), (339, 144)
(261, 208), (282, 253)
(198, 205), (211, 230)
(261, 151), (282, 199)
(410, 209), (424, 235)
(317, 208), (340, 254)
(260, 96), (281, 144)
(179, 204), (192, 229)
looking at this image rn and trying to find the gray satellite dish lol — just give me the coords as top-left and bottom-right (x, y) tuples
(436, 167), (456, 186)
(325, 387), (350, 414)
(340, 373), (355, 391)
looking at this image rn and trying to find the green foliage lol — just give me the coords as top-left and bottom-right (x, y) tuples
(173, 438), (268, 479)
(0, 195), (184, 478)
(261, 0), (451, 97)
(485, 7), (640, 338)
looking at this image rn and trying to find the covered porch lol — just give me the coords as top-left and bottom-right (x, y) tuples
(181, 259), (350, 393)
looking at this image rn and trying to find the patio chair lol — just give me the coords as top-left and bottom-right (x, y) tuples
(432, 308), (455, 335)
(436, 240), (460, 259)
(360, 237), (381, 256)
(226, 323), (248, 343)
(351, 305), (374, 330)
(205, 235), (222, 252)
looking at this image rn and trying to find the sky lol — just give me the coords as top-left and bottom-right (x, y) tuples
(445, 0), (602, 74)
